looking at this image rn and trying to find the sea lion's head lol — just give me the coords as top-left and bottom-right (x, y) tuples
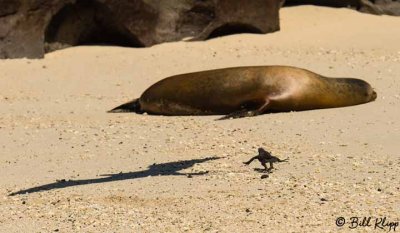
(335, 78), (377, 104)
(352, 79), (377, 103)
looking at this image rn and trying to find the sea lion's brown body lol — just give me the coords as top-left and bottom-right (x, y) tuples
(109, 66), (377, 119)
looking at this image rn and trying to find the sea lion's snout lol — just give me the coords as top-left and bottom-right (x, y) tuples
(357, 80), (376, 102)
(366, 85), (377, 102)
(371, 90), (377, 101)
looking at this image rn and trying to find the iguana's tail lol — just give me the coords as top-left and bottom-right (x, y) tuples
(108, 98), (143, 113)
(277, 158), (289, 163)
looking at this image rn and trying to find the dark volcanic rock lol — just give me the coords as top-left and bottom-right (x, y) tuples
(283, 0), (400, 16)
(283, 0), (359, 7)
(0, 0), (280, 59)
(0, 0), (20, 17)
(359, 0), (400, 15)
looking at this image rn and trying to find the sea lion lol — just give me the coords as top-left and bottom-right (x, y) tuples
(109, 66), (377, 119)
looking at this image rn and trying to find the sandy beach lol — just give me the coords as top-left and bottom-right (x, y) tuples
(0, 6), (399, 232)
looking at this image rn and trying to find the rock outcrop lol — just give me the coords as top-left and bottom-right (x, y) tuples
(283, 0), (400, 16)
(0, 0), (280, 59)
(358, 0), (400, 15)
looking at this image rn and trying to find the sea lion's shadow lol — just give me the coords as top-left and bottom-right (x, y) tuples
(9, 157), (220, 196)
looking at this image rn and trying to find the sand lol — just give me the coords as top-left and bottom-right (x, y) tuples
(0, 6), (399, 233)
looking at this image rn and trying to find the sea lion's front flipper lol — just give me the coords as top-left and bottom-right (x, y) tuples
(218, 110), (259, 120)
(217, 99), (270, 120)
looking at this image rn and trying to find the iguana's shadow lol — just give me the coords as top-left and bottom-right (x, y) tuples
(9, 157), (220, 196)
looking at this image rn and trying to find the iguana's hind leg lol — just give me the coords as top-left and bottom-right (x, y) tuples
(243, 156), (257, 165)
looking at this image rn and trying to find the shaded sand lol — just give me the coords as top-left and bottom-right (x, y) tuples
(1, 6), (399, 232)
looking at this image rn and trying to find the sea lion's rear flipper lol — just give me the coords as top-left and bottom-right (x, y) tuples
(217, 99), (270, 120)
(108, 99), (143, 113)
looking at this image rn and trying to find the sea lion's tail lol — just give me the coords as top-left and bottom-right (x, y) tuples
(108, 98), (143, 113)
